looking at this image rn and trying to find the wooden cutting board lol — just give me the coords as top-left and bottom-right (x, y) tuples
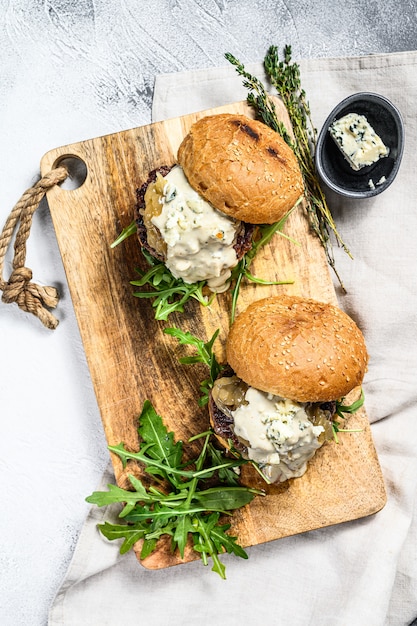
(40, 99), (386, 570)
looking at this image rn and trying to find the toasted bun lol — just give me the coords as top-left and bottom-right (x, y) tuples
(226, 295), (368, 402)
(177, 113), (303, 224)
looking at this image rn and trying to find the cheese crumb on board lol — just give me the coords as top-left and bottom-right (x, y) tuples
(329, 113), (389, 171)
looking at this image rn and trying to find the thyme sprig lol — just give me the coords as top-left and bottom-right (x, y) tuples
(226, 45), (352, 292)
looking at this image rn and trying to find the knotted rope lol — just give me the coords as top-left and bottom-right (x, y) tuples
(0, 167), (68, 330)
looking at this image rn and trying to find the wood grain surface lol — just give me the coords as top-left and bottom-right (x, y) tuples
(40, 99), (386, 570)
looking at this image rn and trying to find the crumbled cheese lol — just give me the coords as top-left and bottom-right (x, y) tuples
(329, 113), (389, 171)
(231, 387), (324, 483)
(151, 166), (240, 293)
(369, 175), (387, 190)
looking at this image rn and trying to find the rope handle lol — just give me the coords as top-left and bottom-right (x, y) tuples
(0, 166), (68, 330)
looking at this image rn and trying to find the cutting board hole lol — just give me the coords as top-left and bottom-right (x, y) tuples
(54, 156), (87, 190)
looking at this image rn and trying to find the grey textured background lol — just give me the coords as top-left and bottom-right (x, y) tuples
(1, 1), (416, 625)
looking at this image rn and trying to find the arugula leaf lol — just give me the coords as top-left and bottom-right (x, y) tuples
(106, 442), (249, 480)
(173, 515), (194, 558)
(206, 443), (241, 486)
(140, 536), (159, 560)
(335, 389), (365, 418)
(85, 480), (150, 508)
(110, 221), (137, 249)
(193, 486), (255, 510)
(208, 517), (248, 559)
(164, 327), (224, 406)
(229, 202), (300, 322)
(138, 400), (183, 469)
(332, 389), (365, 442)
(191, 513), (248, 578)
(98, 521), (146, 555)
(85, 401), (264, 578)
(130, 261), (212, 321)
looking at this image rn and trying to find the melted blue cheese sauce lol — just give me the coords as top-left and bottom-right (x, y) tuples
(232, 387), (324, 483)
(151, 166), (240, 293)
(329, 113), (389, 171)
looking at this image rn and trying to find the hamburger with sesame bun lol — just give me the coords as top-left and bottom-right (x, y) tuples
(135, 113), (303, 294)
(209, 294), (368, 483)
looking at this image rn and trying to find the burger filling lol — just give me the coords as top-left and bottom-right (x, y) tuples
(142, 166), (241, 293)
(212, 374), (334, 483)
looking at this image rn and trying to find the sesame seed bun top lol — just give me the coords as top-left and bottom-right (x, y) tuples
(177, 113), (304, 224)
(226, 295), (368, 402)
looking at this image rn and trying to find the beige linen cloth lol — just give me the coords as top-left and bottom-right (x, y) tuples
(49, 51), (417, 625)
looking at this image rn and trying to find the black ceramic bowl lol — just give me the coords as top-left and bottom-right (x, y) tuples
(315, 92), (404, 198)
